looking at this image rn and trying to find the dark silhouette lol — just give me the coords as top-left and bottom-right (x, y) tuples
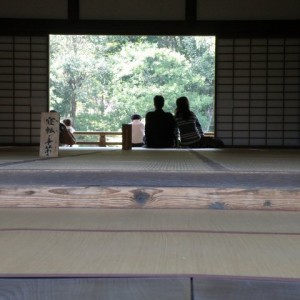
(145, 95), (176, 148)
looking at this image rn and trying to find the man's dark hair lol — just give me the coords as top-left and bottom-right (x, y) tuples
(153, 95), (164, 109)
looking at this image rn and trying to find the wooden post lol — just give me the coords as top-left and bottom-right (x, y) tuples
(122, 124), (132, 150)
(39, 112), (60, 157)
(99, 134), (106, 147)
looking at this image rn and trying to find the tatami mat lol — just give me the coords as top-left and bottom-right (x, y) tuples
(1, 230), (300, 278)
(0, 147), (299, 191)
(1, 208), (300, 234)
(0, 278), (191, 300)
(0, 147), (299, 173)
(193, 278), (300, 300)
(201, 149), (300, 172)
(0, 209), (300, 279)
(1, 277), (300, 300)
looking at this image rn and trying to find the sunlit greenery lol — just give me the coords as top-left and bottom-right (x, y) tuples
(50, 35), (215, 132)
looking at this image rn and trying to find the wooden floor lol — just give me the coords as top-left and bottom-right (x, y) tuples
(0, 147), (300, 299)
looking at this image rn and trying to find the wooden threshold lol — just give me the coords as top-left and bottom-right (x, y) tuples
(0, 186), (299, 210)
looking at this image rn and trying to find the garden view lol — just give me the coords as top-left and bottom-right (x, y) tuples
(50, 35), (215, 135)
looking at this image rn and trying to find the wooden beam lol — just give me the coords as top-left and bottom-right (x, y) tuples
(0, 186), (299, 210)
(68, 0), (80, 21)
(0, 19), (299, 37)
(185, 0), (197, 22)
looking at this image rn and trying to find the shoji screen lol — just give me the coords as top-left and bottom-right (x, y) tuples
(0, 36), (48, 145)
(216, 38), (300, 147)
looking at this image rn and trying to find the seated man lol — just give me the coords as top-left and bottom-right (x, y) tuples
(145, 95), (176, 148)
(130, 114), (145, 147)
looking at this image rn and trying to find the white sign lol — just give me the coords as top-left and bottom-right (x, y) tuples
(39, 112), (60, 157)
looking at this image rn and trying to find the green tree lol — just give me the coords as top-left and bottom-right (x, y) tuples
(50, 35), (111, 128)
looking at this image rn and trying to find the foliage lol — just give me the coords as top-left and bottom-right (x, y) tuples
(50, 35), (215, 132)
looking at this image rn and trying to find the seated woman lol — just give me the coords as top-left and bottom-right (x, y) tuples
(174, 96), (204, 148)
(60, 119), (76, 146)
(63, 118), (75, 134)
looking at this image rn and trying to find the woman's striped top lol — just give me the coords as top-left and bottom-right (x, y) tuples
(175, 112), (204, 146)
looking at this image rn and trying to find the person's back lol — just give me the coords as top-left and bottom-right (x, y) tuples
(59, 122), (76, 146)
(63, 118), (75, 134)
(145, 95), (176, 148)
(174, 96), (204, 148)
(131, 114), (145, 147)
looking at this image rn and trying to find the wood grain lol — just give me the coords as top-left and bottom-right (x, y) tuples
(0, 186), (299, 210)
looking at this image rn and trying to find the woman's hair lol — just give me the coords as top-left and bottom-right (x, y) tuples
(175, 96), (192, 120)
(63, 118), (72, 126)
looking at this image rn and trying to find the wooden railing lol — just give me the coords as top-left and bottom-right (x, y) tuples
(73, 129), (214, 148)
(204, 132), (214, 138)
(73, 131), (123, 147)
(73, 124), (132, 149)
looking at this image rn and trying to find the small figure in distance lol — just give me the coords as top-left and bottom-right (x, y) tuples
(174, 96), (204, 148)
(130, 114), (145, 147)
(60, 118), (75, 146)
(49, 111), (76, 146)
(63, 118), (75, 134)
(145, 95), (177, 148)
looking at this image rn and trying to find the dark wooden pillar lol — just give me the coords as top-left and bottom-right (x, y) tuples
(122, 124), (132, 150)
